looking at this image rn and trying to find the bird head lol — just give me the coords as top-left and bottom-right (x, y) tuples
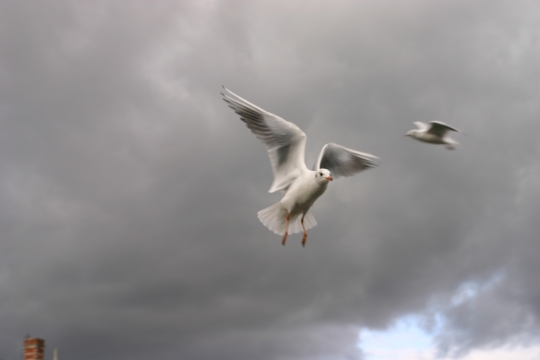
(405, 130), (416, 137)
(316, 169), (333, 183)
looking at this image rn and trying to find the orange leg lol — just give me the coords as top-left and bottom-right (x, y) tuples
(301, 215), (308, 247)
(281, 213), (290, 246)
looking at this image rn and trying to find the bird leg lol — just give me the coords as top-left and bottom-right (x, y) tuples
(281, 213), (290, 246)
(301, 215), (308, 247)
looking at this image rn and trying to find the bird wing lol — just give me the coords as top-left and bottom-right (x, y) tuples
(222, 87), (308, 193)
(427, 121), (459, 137)
(314, 143), (379, 178)
(414, 121), (429, 131)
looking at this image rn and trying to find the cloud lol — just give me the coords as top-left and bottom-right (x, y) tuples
(1, 1), (540, 359)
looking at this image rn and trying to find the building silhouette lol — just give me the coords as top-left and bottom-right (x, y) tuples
(23, 337), (45, 360)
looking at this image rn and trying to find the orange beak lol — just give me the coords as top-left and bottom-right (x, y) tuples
(326, 176), (333, 181)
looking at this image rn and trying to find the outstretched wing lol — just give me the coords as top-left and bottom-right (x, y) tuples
(414, 121), (429, 131)
(222, 87), (308, 192)
(314, 143), (379, 178)
(427, 121), (459, 137)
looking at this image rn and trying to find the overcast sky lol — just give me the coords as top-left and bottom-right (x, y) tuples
(1, 1), (540, 360)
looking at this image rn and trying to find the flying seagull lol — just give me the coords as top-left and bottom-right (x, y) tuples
(405, 121), (461, 150)
(222, 87), (378, 246)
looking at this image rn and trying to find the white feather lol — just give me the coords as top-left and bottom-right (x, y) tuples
(257, 202), (317, 236)
(223, 87), (379, 244)
(407, 120), (461, 149)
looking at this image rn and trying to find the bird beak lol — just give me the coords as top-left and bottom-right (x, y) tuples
(326, 176), (333, 181)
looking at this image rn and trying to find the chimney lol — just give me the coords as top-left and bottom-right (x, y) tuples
(23, 337), (45, 360)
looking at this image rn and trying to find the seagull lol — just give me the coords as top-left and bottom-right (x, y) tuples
(222, 87), (378, 247)
(405, 121), (461, 150)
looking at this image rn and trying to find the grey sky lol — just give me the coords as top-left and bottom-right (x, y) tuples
(1, 1), (540, 359)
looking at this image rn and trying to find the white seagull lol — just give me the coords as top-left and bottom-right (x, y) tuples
(405, 121), (461, 150)
(222, 87), (379, 247)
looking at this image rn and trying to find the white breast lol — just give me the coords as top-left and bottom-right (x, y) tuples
(280, 172), (328, 217)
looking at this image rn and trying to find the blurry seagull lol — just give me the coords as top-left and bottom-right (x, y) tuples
(405, 121), (461, 150)
(222, 87), (379, 247)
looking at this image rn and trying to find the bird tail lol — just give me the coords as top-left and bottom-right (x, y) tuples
(444, 138), (459, 150)
(257, 202), (317, 236)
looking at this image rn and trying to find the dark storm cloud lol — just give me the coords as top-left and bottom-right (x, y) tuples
(1, 1), (540, 360)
